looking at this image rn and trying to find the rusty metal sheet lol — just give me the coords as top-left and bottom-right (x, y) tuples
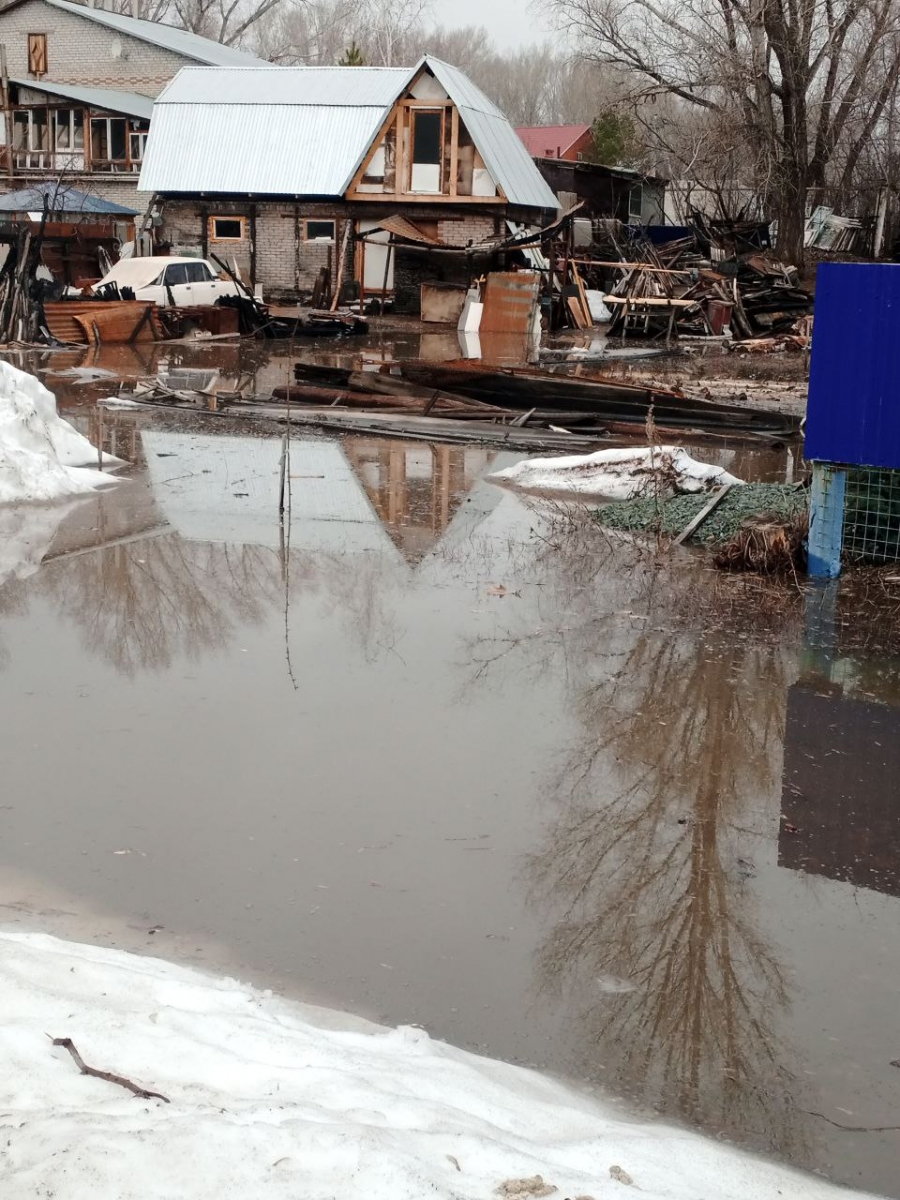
(479, 271), (540, 334)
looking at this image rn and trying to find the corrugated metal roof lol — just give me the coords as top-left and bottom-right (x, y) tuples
(11, 76), (154, 120)
(41, 0), (262, 65)
(515, 125), (591, 157)
(416, 57), (558, 209)
(420, 57), (505, 118)
(460, 108), (559, 210)
(140, 103), (385, 195)
(0, 183), (138, 215)
(140, 55), (558, 209)
(154, 65), (410, 106)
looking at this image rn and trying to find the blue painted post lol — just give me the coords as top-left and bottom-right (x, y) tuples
(807, 462), (846, 578)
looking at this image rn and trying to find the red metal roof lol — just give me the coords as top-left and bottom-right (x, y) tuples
(515, 124), (591, 158)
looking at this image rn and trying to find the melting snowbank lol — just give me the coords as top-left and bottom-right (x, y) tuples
(0, 930), (877, 1200)
(0, 359), (122, 503)
(489, 447), (743, 502)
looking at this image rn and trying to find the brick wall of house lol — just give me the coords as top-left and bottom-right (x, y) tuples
(160, 199), (356, 300)
(158, 201), (510, 308)
(0, 0), (194, 97)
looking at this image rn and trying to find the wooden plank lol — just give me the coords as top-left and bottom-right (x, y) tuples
(570, 260), (692, 274)
(571, 261), (592, 326)
(673, 483), (734, 545)
(449, 106), (459, 198)
(603, 296), (697, 308)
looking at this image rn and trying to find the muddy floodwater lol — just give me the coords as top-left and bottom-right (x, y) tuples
(1, 343), (898, 1197)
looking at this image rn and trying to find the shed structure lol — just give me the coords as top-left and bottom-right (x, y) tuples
(805, 262), (900, 575)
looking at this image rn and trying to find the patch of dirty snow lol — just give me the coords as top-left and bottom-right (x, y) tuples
(0, 930), (878, 1200)
(0, 359), (123, 503)
(488, 447), (743, 502)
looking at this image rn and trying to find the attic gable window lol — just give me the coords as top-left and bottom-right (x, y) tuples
(28, 33), (47, 77)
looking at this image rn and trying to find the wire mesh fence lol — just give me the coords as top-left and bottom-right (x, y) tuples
(843, 467), (900, 563)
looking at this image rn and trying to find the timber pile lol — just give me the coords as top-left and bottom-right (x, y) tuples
(554, 212), (813, 342)
(290, 359), (801, 437)
(116, 354), (799, 451)
(0, 224), (45, 343)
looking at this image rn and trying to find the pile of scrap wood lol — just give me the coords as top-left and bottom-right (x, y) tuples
(117, 358), (800, 450)
(549, 213), (813, 343)
(0, 222), (47, 344)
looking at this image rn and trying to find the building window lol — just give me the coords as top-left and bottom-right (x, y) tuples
(54, 108), (84, 159)
(12, 107), (49, 167)
(410, 109), (442, 193)
(305, 219), (335, 241)
(129, 125), (149, 163)
(628, 184), (643, 221)
(27, 33), (47, 77)
(209, 216), (246, 241)
(90, 115), (127, 169)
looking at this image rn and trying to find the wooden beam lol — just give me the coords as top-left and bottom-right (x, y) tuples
(346, 110), (396, 196)
(449, 106), (459, 198)
(348, 191), (504, 205)
(673, 483), (733, 545)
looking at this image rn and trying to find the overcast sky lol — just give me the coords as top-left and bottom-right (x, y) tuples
(432, 0), (555, 50)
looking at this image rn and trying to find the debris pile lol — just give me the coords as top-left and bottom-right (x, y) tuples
(117, 356), (798, 452)
(546, 211), (814, 345)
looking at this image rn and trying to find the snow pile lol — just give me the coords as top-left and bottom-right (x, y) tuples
(0, 359), (122, 503)
(0, 930), (876, 1200)
(489, 446), (743, 502)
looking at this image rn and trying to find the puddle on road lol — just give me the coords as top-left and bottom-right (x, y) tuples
(0, 399), (898, 1195)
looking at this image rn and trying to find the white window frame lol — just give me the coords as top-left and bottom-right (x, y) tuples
(304, 219), (335, 242)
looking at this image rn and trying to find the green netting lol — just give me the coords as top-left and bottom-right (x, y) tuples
(595, 483), (808, 545)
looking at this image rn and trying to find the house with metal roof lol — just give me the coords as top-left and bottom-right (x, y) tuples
(0, 0), (262, 217)
(138, 56), (559, 309)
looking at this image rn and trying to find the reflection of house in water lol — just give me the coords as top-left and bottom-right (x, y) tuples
(344, 440), (494, 562)
(780, 683), (900, 898)
(142, 431), (501, 564)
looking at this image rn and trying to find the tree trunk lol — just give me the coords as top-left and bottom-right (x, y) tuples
(774, 187), (806, 266)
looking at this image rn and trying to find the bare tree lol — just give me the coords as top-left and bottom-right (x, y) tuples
(106, 0), (174, 20)
(169, 0), (284, 47)
(549, 0), (900, 260)
(362, 0), (432, 65)
(252, 0), (362, 62)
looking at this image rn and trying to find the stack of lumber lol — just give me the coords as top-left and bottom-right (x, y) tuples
(0, 226), (43, 344)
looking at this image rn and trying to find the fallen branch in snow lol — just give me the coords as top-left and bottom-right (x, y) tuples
(50, 1036), (170, 1103)
(801, 1109), (900, 1133)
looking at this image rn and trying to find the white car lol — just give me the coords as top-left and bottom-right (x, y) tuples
(92, 256), (243, 307)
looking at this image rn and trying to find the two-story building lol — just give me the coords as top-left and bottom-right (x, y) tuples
(137, 55), (559, 307)
(0, 0), (260, 214)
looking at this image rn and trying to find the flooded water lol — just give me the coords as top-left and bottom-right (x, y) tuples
(1, 347), (898, 1197)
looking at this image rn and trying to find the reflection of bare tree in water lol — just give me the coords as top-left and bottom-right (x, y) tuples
(308, 551), (407, 664)
(39, 536), (283, 675)
(469, 515), (806, 1159)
